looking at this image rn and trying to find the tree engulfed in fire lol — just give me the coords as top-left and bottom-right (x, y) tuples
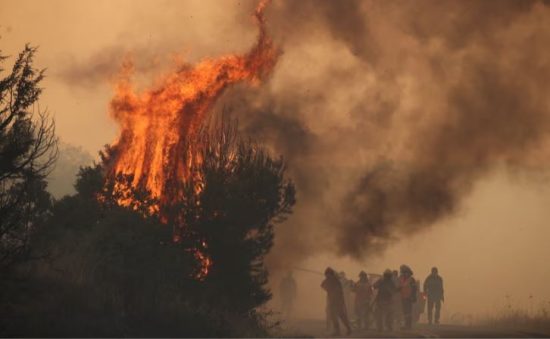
(105, 0), (278, 279)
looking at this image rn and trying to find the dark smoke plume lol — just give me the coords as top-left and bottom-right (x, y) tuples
(217, 0), (550, 261)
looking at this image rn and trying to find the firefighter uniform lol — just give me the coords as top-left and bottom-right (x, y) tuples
(424, 267), (444, 324)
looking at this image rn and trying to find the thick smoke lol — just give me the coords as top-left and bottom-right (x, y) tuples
(215, 0), (550, 262)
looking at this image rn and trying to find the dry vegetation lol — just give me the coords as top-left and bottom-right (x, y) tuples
(480, 298), (550, 332)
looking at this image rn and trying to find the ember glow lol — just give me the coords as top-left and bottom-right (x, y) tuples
(105, 0), (278, 279)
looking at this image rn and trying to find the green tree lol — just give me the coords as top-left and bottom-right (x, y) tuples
(0, 45), (57, 270)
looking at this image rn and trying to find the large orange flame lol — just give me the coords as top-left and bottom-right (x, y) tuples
(108, 0), (276, 207)
(106, 0), (278, 279)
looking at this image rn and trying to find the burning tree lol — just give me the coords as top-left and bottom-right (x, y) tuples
(3, 120), (294, 337)
(175, 121), (295, 311)
(100, 118), (296, 310)
(100, 0), (286, 285)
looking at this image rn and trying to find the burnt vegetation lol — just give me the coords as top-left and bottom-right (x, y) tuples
(0, 47), (295, 337)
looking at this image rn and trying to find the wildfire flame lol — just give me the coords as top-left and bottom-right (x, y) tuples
(105, 0), (278, 279)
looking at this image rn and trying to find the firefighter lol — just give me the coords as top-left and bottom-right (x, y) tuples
(391, 270), (402, 328)
(423, 267), (444, 325)
(373, 269), (398, 332)
(339, 271), (354, 320)
(280, 271), (297, 318)
(353, 271), (373, 330)
(322, 267), (352, 336)
(399, 264), (417, 330)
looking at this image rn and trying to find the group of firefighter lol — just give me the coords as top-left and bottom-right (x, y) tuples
(280, 265), (444, 335)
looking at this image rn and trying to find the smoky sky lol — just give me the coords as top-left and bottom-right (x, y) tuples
(221, 0), (550, 264)
(53, 0), (550, 264)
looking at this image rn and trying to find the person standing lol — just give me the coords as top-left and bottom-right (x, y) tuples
(423, 267), (444, 325)
(339, 271), (354, 320)
(322, 267), (352, 336)
(280, 271), (297, 318)
(353, 271), (373, 330)
(373, 269), (398, 332)
(399, 265), (417, 330)
(391, 270), (402, 328)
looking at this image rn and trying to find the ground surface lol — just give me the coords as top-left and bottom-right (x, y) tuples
(280, 319), (550, 338)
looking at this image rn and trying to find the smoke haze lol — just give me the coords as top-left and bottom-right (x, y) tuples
(208, 0), (550, 266)
(2, 0), (550, 317)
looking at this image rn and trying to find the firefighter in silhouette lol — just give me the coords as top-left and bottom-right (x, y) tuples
(280, 271), (297, 318)
(373, 269), (397, 332)
(399, 265), (417, 330)
(353, 271), (373, 330)
(423, 267), (444, 325)
(322, 267), (352, 336)
(339, 271), (354, 320)
(391, 270), (402, 327)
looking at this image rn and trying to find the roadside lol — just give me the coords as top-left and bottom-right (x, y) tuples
(279, 319), (550, 338)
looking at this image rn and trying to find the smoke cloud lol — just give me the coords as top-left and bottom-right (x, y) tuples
(213, 0), (550, 263)
(55, 45), (161, 88)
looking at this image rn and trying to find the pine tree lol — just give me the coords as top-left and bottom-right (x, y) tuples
(0, 45), (57, 269)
